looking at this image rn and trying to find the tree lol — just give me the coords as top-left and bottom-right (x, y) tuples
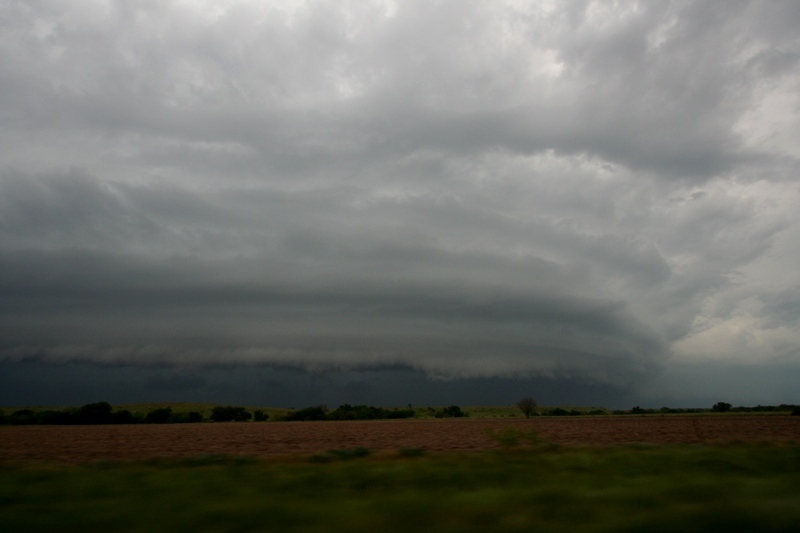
(281, 406), (328, 421)
(210, 406), (252, 422)
(76, 401), (114, 424)
(712, 402), (732, 413)
(516, 397), (537, 418)
(435, 405), (466, 418)
(145, 407), (173, 424)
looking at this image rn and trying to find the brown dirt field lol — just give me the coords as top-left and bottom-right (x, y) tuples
(1, 416), (798, 463)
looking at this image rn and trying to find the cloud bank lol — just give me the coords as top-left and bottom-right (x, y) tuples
(1, 1), (799, 402)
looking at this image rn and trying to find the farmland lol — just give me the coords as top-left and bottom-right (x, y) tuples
(1, 414), (798, 463)
(2, 412), (799, 531)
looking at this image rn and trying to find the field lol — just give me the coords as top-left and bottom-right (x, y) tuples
(1, 415), (798, 462)
(2, 414), (799, 531)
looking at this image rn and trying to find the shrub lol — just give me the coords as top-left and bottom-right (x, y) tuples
(712, 402), (732, 413)
(385, 408), (415, 419)
(37, 409), (77, 425)
(281, 406), (328, 421)
(145, 407), (173, 424)
(112, 409), (136, 424)
(168, 412), (191, 423)
(10, 409), (37, 425)
(434, 405), (467, 418)
(210, 406), (252, 422)
(253, 410), (269, 421)
(327, 404), (415, 420)
(76, 402), (114, 424)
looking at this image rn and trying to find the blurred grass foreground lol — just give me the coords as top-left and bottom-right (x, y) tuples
(2, 443), (799, 532)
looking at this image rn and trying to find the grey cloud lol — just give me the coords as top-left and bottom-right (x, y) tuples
(146, 373), (207, 392)
(1, 1), (799, 407)
(6, 1), (795, 180)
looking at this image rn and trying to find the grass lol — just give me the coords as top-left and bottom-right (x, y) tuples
(2, 443), (799, 532)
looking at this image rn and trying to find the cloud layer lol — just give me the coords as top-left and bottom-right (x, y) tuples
(1, 1), (799, 400)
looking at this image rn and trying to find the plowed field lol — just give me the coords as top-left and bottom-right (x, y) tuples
(2, 416), (798, 463)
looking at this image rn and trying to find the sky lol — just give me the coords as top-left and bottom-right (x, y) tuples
(1, 0), (799, 410)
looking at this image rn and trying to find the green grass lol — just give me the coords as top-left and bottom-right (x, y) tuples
(2, 443), (799, 532)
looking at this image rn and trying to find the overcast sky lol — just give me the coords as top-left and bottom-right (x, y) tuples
(1, 1), (799, 409)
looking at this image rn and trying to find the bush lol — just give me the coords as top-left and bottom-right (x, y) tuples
(253, 410), (269, 421)
(168, 412), (188, 423)
(281, 406), (328, 421)
(712, 402), (733, 413)
(10, 409), (37, 425)
(36, 409), (77, 425)
(210, 406), (252, 422)
(145, 407), (173, 424)
(434, 405), (467, 418)
(76, 402), (114, 424)
(112, 409), (136, 424)
(327, 404), (415, 421)
(385, 408), (415, 419)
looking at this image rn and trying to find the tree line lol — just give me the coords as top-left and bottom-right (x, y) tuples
(2, 400), (797, 425)
(0, 402), (419, 425)
(0, 402), (262, 425)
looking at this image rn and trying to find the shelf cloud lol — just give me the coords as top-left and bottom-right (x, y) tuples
(1, 1), (799, 407)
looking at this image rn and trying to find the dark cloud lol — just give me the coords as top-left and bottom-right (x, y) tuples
(1, 1), (799, 407)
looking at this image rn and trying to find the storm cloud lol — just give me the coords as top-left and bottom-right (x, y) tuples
(1, 1), (799, 406)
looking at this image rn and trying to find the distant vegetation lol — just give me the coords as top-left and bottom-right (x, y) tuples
(616, 403), (799, 415)
(0, 402), (208, 426)
(281, 404), (415, 421)
(516, 396), (537, 418)
(1, 401), (797, 425)
(210, 406), (254, 422)
(429, 405), (467, 418)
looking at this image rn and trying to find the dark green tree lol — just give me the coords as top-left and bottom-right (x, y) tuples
(145, 407), (173, 423)
(712, 402), (732, 413)
(76, 402), (114, 424)
(281, 406), (328, 421)
(210, 406), (252, 422)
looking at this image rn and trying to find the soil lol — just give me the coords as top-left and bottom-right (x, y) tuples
(1, 416), (798, 463)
